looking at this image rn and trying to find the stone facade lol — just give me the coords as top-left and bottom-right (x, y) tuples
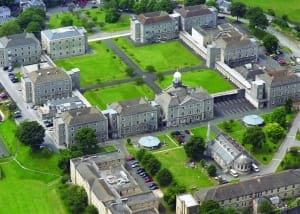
(131, 11), (180, 44)
(252, 69), (300, 108)
(21, 63), (73, 104)
(106, 98), (159, 138)
(155, 72), (214, 127)
(176, 194), (199, 214)
(20, 0), (46, 11)
(0, 6), (10, 19)
(53, 107), (108, 147)
(41, 26), (88, 60)
(194, 169), (300, 210)
(70, 152), (159, 214)
(0, 33), (41, 67)
(174, 5), (217, 33)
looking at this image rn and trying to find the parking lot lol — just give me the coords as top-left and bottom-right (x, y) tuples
(214, 97), (256, 117)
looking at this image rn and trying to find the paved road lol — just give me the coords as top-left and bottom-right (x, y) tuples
(88, 30), (131, 42)
(0, 69), (59, 153)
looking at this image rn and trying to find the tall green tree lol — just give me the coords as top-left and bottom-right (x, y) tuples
(242, 127), (266, 150)
(184, 136), (206, 161)
(199, 200), (221, 214)
(230, 2), (247, 22)
(270, 107), (286, 128)
(247, 7), (268, 29)
(258, 200), (274, 214)
(158, 0), (173, 14)
(84, 205), (98, 214)
(0, 20), (22, 37)
(184, 0), (205, 7)
(18, 7), (46, 30)
(284, 98), (293, 114)
(157, 168), (173, 186)
(16, 120), (45, 148)
(265, 123), (285, 143)
(207, 164), (217, 177)
(263, 34), (279, 54)
(163, 182), (186, 209)
(25, 21), (42, 33)
(73, 127), (98, 155)
(60, 185), (88, 214)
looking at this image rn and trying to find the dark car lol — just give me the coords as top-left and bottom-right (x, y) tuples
(149, 185), (159, 190)
(137, 168), (145, 173)
(11, 78), (18, 83)
(139, 171), (147, 176)
(142, 173), (149, 178)
(3, 66), (9, 71)
(8, 66), (13, 72)
(13, 111), (22, 118)
(149, 183), (157, 188)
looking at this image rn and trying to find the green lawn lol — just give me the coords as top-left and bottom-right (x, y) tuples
(55, 41), (127, 87)
(0, 162), (66, 214)
(155, 134), (179, 152)
(0, 119), (66, 213)
(191, 126), (216, 140)
(85, 9), (130, 32)
(277, 147), (300, 171)
(84, 82), (155, 109)
(113, 37), (202, 72)
(154, 148), (214, 190)
(235, 0), (300, 24)
(217, 119), (283, 164)
(156, 70), (235, 93)
(48, 12), (83, 29)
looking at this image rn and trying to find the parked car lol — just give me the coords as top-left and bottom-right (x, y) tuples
(149, 183), (158, 188)
(3, 66), (9, 71)
(144, 177), (153, 183)
(13, 111), (22, 118)
(11, 78), (18, 83)
(149, 185), (159, 190)
(142, 173), (149, 178)
(126, 156), (135, 161)
(139, 171), (147, 176)
(0, 93), (8, 99)
(131, 163), (139, 168)
(8, 66), (13, 72)
(136, 168), (145, 173)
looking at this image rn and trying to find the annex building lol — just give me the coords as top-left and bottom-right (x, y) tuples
(53, 106), (108, 147)
(194, 169), (300, 210)
(70, 152), (159, 214)
(41, 26), (88, 60)
(155, 71), (214, 127)
(0, 33), (41, 67)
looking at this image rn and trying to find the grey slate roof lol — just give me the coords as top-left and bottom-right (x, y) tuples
(42, 26), (86, 40)
(0, 33), (39, 48)
(258, 69), (300, 87)
(109, 98), (156, 115)
(137, 11), (172, 24)
(175, 5), (213, 18)
(28, 66), (69, 83)
(195, 169), (300, 202)
(61, 107), (106, 125)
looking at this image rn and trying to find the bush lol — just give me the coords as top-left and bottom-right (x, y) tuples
(105, 9), (120, 23)
(157, 168), (173, 187)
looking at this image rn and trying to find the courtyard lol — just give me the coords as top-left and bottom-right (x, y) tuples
(55, 41), (128, 87)
(83, 82), (155, 110)
(113, 37), (202, 72)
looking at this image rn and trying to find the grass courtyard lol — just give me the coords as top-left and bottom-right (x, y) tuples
(113, 37), (202, 72)
(0, 119), (66, 213)
(84, 82), (155, 109)
(48, 8), (130, 32)
(235, 0), (300, 24)
(156, 70), (235, 93)
(55, 41), (127, 87)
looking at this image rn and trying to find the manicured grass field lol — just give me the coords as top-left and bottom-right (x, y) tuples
(235, 0), (300, 24)
(84, 82), (155, 109)
(55, 41), (127, 87)
(156, 70), (235, 93)
(84, 9), (130, 32)
(154, 148), (214, 190)
(0, 119), (66, 213)
(217, 119), (283, 164)
(277, 147), (300, 171)
(113, 37), (202, 72)
(190, 126), (216, 140)
(48, 12), (83, 29)
(155, 134), (179, 152)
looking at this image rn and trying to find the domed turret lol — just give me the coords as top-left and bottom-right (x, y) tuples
(234, 154), (252, 174)
(173, 70), (182, 88)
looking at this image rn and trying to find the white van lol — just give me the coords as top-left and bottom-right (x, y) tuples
(252, 163), (260, 172)
(230, 169), (239, 178)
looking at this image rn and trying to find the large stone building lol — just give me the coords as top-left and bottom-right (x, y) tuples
(0, 33), (41, 67)
(174, 5), (217, 33)
(70, 152), (159, 214)
(20, 0), (46, 11)
(191, 23), (259, 68)
(21, 63), (75, 104)
(105, 98), (159, 138)
(176, 194), (199, 214)
(130, 11), (180, 44)
(249, 69), (300, 108)
(0, 6), (11, 21)
(53, 107), (108, 147)
(194, 169), (300, 210)
(207, 133), (253, 174)
(41, 26), (88, 60)
(155, 71), (214, 127)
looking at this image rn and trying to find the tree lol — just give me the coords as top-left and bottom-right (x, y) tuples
(258, 200), (274, 214)
(141, 152), (161, 176)
(16, 120), (45, 148)
(285, 98), (293, 114)
(0, 20), (22, 37)
(84, 205), (98, 214)
(184, 136), (206, 161)
(158, 0), (173, 14)
(60, 185), (88, 214)
(163, 182), (186, 209)
(105, 9), (121, 23)
(135, 77), (144, 85)
(145, 65), (156, 73)
(282, 14), (289, 22)
(267, 9), (275, 16)
(199, 200), (221, 214)
(73, 128), (98, 155)
(157, 168), (173, 186)
(207, 164), (217, 177)
(18, 7), (46, 30)
(206, 0), (219, 10)
(61, 16), (74, 27)
(125, 67), (135, 77)
(156, 73), (164, 82)
(263, 34), (279, 54)
(265, 123), (285, 143)
(242, 127), (266, 150)
(247, 7), (268, 29)
(25, 21), (42, 33)
(184, 0), (205, 7)
(222, 121), (232, 133)
(270, 107), (286, 128)
(230, 2), (247, 22)
(136, 148), (147, 161)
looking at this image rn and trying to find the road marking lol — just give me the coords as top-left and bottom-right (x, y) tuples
(153, 146), (182, 154)
(166, 134), (179, 147)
